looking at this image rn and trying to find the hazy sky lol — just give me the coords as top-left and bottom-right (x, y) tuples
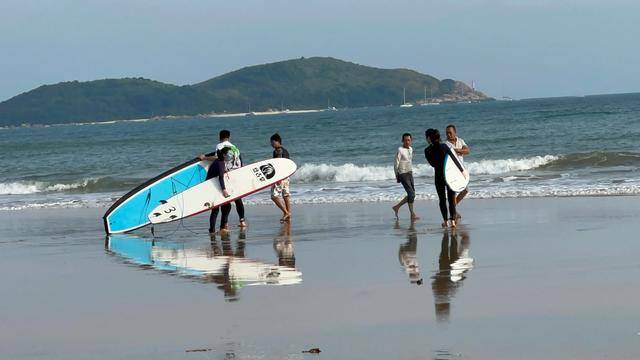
(1, 0), (639, 101)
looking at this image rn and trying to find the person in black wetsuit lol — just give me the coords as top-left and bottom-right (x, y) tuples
(425, 129), (457, 228)
(205, 148), (232, 234)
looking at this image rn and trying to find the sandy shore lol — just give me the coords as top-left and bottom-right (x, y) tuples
(1, 197), (639, 359)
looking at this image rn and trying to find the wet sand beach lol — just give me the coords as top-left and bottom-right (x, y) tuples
(1, 197), (639, 359)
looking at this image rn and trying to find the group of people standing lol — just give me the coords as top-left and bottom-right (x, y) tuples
(392, 124), (470, 228)
(198, 130), (292, 234)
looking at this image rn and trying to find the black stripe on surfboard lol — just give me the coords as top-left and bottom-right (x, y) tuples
(446, 148), (465, 173)
(102, 157), (202, 235)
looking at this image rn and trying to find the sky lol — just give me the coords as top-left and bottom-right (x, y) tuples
(1, 0), (639, 101)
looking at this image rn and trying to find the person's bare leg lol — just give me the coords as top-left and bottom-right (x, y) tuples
(272, 196), (289, 220)
(408, 202), (419, 220)
(456, 189), (468, 205)
(455, 189), (467, 221)
(392, 197), (408, 219)
(282, 195), (291, 221)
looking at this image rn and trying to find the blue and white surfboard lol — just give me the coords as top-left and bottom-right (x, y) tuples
(103, 158), (211, 234)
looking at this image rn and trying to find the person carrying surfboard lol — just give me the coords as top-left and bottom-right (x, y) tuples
(270, 133), (292, 222)
(215, 130), (247, 228)
(445, 125), (470, 212)
(392, 133), (419, 221)
(203, 148), (233, 234)
(425, 129), (457, 228)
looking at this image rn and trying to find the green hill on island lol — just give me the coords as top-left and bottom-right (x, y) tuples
(0, 57), (491, 125)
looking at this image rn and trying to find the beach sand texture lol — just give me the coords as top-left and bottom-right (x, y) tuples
(1, 197), (639, 359)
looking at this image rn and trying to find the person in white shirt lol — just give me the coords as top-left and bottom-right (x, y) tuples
(445, 124), (470, 208)
(392, 133), (419, 221)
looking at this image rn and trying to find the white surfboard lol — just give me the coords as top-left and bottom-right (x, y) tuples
(148, 158), (297, 224)
(444, 149), (469, 192)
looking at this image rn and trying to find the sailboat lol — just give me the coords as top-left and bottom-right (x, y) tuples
(400, 88), (413, 108)
(421, 86), (439, 106)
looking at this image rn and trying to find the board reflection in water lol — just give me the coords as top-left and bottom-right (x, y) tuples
(106, 231), (302, 301)
(431, 229), (474, 323)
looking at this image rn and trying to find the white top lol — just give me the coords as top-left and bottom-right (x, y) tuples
(446, 137), (467, 164)
(394, 146), (413, 175)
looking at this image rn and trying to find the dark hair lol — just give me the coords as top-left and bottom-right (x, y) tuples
(402, 132), (412, 140)
(216, 147), (230, 160)
(270, 133), (282, 144)
(426, 128), (441, 144)
(425, 128), (434, 138)
(446, 124), (456, 132)
(219, 130), (231, 140)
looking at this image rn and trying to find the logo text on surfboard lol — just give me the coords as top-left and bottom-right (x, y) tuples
(253, 163), (276, 181)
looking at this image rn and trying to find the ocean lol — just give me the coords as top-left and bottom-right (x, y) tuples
(1, 93), (639, 211)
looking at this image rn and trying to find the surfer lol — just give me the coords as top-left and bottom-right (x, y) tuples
(425, 129), (457, 228)
(445, 125), (470, 212)
(270, 133), (292, 222)
(203, 148), (232, 234)
(215, 130), (247, 228)
(392, 133), (419, 221)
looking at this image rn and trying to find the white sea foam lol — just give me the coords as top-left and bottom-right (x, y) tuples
(466, 155), (558, 175)
(239, 184), (640, 205)
(2, 182), (640, 211)
(293, 155), (559, 183)
(0, 182), (40, 195)
(0, 179), (97, 195)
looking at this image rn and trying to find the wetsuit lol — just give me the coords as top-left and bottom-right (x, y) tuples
(206, 159), (232, 232)
(425, 143), (457, 222)
(216, 141), (245, 223)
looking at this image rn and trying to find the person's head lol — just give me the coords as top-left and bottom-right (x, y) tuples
(445, 125), (457, 142)
(402, 133), (412, 148)
(216, 147), (230, 161)
(425, 128), (441, 145)
(219, 129), (231, 141)
(270, 133), (282, 148)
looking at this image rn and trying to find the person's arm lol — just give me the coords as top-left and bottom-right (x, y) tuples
(394, 148), (401, 175)
(216, 161), (230, 197)
(425, 147), (436, 168)
(455, 139), (470, 156)
(394, 148), (402, 182)
(199, 152), (217, 161)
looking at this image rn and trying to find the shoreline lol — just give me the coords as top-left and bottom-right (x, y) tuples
(3, 192), (640, 213)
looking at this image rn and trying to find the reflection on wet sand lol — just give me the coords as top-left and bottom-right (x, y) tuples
(106, 229), (302, 300)
(274, 222), (295, 268)
(431, 229), (474, 323)
(397, 221), (423, 285)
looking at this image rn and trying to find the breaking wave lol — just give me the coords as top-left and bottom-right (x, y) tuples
(0, 177), (131, 195)
(293, 155), (559, 183)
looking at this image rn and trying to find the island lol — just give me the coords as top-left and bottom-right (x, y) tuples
(0, 57), (492, 126)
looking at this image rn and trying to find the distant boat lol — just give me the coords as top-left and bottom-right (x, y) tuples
(421, 86), (439, 106)
(326, 99), (338, 111)
(400, 88), (413, 108)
